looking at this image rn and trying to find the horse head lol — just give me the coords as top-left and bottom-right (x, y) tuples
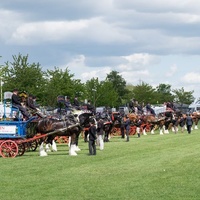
(71, 109), (94, 128)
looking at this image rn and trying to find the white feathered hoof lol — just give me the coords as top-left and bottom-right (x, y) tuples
(164, 130), (169, 134)
(40, 150), (48, 157)
(52, 140), (57, 152)
(143, 130), (147, 135)
(68, 136), (71, 147)
(39, 143), (48, 156)
(69, 145), (78, 156)
(195, 125), (198, 130)
(75, 145), (81, 152)
(45, 144), (51, 152)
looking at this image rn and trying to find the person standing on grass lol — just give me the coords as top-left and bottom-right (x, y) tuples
(124, 115), (130, 142)
(120, 118), (125, 139)
(120, 112), (125, 139)
(97, 118), (104, 150)
(185, 114), (193, 134)
(88, 120), (97, 155)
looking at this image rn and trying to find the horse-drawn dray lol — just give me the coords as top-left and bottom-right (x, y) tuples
(0, 118), (40, 158)
(0, 116), (76, 158)
(0, 92), (72, 158)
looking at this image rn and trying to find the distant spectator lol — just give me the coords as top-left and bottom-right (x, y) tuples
(185, 114), (193, 134)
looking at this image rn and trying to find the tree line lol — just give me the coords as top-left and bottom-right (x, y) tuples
(0, 54), (195, 108)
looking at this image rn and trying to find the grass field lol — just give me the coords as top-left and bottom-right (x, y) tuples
(1, 129), (200, 200)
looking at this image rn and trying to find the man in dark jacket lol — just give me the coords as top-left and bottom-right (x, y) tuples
(27, 94), (45, 118)
(27, 94), (37, 110)
(11, 88), (30, 120)
(87, 100), (95, 115)
(73, 96), (80, 108)
(185, 114), (193, 134)
(146, 103), (156, 116)
(88, 120), (97, 155)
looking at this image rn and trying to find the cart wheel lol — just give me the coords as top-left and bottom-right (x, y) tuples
(18, 143), (26, 156)
(24, 142), (29, 152)
(30, 141), (38, 151)
(0, 140), (18, 158)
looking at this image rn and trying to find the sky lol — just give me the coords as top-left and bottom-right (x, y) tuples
(1, 0), (200, 98)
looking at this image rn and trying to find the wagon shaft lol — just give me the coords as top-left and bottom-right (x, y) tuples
(46, 123), (80, 136)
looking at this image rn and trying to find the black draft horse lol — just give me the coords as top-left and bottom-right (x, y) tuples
(35, 115), (81, 156)
(33, 107), (94, 156)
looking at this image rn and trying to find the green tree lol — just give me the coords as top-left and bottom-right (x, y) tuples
(97, 81), (118, 107)
(44, 67), (84, 107)
(0, 56), (9, 102)
(85, 78), (118, 107)
(85, 78), (99, 107)
(124, 84), (135, 105)
(172, 87), (194, 105)
(3, 54), (46, 103)
(132, 82), (157, 104)
(106, 70), (127, 106)
(155, 83), (174, 104)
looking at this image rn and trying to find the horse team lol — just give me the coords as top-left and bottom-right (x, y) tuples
(27, 104), (200, 157)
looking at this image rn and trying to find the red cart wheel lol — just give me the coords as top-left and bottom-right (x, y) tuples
(30, 140), (38, 151)
(0, 140), (18, 158)
(18, 143), (25, 156)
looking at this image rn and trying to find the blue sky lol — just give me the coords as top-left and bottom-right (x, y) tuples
(1, 0), (200, 98)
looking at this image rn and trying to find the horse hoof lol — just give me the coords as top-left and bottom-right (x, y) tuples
(40, 152), (48, 156)
(69, 152), (78, 156)
(75, 147), (81, 151)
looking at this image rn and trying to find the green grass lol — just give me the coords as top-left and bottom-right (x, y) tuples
(1, 129), (200, 200)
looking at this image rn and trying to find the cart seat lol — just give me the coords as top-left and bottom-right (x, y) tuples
(3, 91), (22, 120)
(10, 106), (20, 118)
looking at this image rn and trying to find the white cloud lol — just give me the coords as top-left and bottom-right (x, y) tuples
(166, 64), (177, 77)
(182, 72), (200, 84)
(0, 9), (23, 41)
(120, 70), (149, 85)
(115, 0), (200, 13)
(81, 67), (111, 82)
(64, 54), (111, 82)
(8, 17), (133, 45)
(8, 20), (89, 44)
(1, 0), (200, 98)
(121, 53), (159, 67)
